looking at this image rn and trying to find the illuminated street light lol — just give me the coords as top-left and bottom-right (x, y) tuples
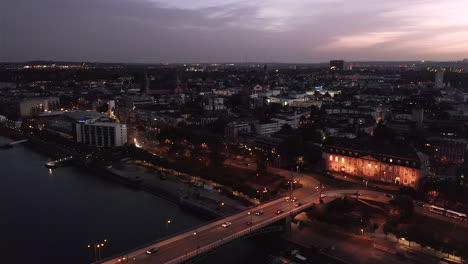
(166, 220), (171, 235)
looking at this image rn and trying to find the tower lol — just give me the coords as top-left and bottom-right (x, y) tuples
(435, 71), (444, 89)
(174, 73), (184, 94)
(263, 64), (269, 84)
(142, 70), (150, 94)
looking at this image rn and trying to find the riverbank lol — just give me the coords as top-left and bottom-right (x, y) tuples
(0, 134), (209, 264)
(0, 126), (248, 220)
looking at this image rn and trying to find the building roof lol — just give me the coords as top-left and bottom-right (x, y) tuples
(63, 110), (107, 122)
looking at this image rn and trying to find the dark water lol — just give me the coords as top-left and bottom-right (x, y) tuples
(0, 136), (271, 264)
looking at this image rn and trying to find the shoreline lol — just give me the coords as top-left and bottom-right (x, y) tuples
(0, 126), (238, 220)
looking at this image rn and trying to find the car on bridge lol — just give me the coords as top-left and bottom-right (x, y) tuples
(255, 210), (264, 216)
(246, 221), (253, 225)
(146, 247), (158, 255)
(276, 209), (284, 214)
(221, 221), (232, 228)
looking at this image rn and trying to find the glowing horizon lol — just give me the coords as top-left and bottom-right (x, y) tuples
(2, 0), (468, 62)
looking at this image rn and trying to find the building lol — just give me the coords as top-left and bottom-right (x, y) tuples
(435, 71), (444, 89)
(429, 139), (466, 164)
(254, 121), (282, 135)
(330, 60), (345, 71)
(255, 135), (283, 152)
(18, 97), (60, 118)
(75, 122), (128, 147)
(225, 121), (252, 139)
(324, 137), (429, 189)
(203, 97), (226, 111)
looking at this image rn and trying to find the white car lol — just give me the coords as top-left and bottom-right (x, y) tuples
(221, 221), (232, 228)
(320, 193), (327, 198)
(146, 247), (158, 255)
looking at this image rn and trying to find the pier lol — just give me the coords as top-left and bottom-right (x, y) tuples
(0, 139), (28, 149)
(45, 156), (73, 168)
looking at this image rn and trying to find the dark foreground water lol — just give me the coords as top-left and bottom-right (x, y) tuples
(0, 136), (271, 264)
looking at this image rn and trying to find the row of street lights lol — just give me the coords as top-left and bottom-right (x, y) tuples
(87, 239), (108, 262)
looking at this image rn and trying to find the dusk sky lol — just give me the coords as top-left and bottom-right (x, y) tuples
(2, 0), (468, 63)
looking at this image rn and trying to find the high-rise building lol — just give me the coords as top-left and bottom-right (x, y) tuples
(435, 71), (444, 89)
(330, 60), (345, 71)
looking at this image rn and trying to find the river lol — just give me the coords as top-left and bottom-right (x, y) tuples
(0, 136), (271, 264)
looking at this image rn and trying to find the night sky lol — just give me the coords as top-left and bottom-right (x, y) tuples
(2, 0), (468, 63)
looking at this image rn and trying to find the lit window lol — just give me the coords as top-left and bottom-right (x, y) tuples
(330, 155), (333, 161)
(341, 157), (345, 163)
(335, 157), (338, 162)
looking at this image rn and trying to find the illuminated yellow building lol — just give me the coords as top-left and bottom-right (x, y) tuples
(324, 137), (428, 189)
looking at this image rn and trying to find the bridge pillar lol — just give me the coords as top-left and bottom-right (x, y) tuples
(283, 215), (292, 239)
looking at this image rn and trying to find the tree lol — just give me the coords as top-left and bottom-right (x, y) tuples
(96, 103), (109, 113)
(389, 195), (414, 222)
(256, 151), (268, 175)
(209, 151), (225, 169)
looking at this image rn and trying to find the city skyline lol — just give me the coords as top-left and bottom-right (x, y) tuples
(3, 0), (468, 63)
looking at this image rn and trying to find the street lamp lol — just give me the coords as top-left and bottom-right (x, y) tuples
(97, 244), (101, 261)
(193, 231), (199, 255)
(166, 220), (171, 235)
(360, 229), (364, 235)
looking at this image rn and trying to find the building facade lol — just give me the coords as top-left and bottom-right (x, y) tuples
(324, 138), (428, 189)
(225, 121), (252, 139)
(254, 121), (281, 135)
(75, 122), (127, 147)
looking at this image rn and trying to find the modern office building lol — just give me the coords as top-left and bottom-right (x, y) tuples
(75, 122), (128, 147)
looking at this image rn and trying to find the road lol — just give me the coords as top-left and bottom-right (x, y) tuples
(98, 188), (393, 264)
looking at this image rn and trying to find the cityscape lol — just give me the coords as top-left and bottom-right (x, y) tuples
(2, 1), (468, 264)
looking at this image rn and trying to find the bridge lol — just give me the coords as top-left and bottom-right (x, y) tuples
(0, 139), (28, 149)
(97, 187), (391, 264)
(45, 156), (73, 168)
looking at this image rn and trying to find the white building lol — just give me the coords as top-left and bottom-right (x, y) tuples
(75, 122), (127, 147)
